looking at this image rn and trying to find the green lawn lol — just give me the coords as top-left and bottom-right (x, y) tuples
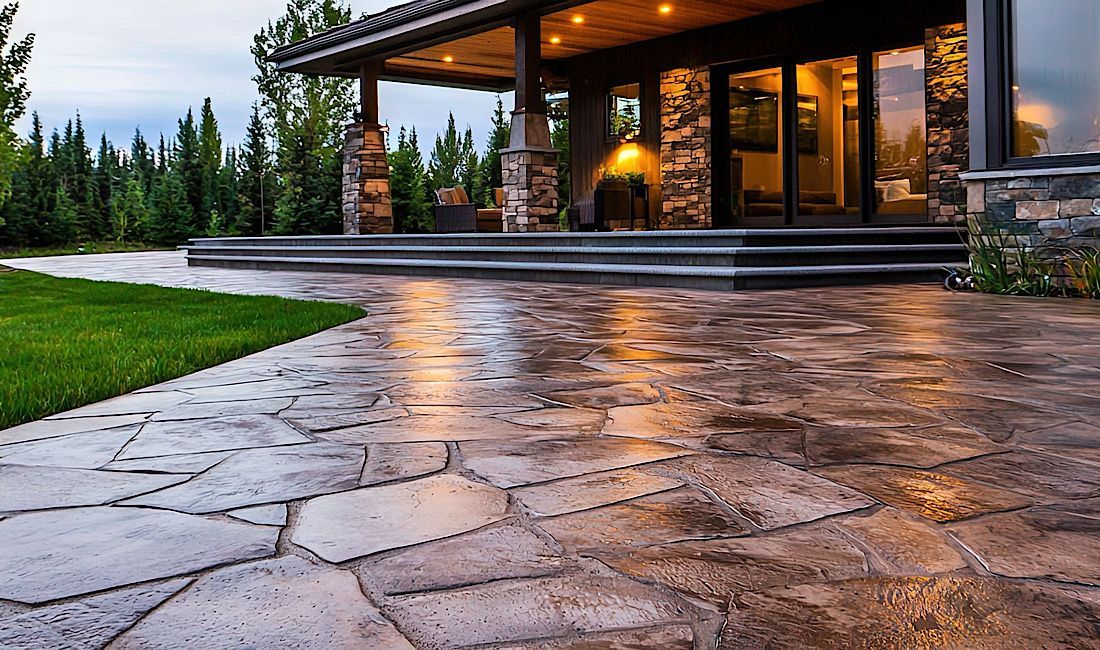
(0, 241), (170, 259)
(0, 269), (363, 429)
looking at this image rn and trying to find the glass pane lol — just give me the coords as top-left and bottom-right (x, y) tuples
(729, 67), (783, 220)
(796, 57), (860, 216)
(608, 84), (641, 140)
(1011, 0), (1100, 157)
(873, 47), (927, 216)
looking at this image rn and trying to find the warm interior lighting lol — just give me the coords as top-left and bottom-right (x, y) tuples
(613, 143), (642, 170)
(549, 36), (562, 44)
(571, 15), (585, 24)
(442, 55), (454, 63)
(658, 4), (673, 14)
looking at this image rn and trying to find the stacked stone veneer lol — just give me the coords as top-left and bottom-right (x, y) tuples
(660, 67), (712, 229)
(502, 149), (559, 233)
(965, 173), (1100, 251)
(342, 122), (393, 235)
(925, 24), (969, 224)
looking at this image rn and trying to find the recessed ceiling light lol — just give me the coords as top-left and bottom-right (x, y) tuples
(442, 55), (454, 63)
(571, 15), (585, 24)
(658, 4), (673, 14)
(549, 36), (562, 44)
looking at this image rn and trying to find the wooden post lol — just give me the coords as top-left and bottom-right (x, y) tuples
(359, 61), (382, 124)
(513, 13), (544, 116)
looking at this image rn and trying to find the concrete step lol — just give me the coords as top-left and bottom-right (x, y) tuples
(182, 243), (967, 268)
(185, 226), (964, 250)
(186, 254), (953, 291)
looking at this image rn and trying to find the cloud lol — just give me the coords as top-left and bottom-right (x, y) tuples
(14, 0), (505, 155)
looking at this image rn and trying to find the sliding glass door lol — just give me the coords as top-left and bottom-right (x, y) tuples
(713, 46), (929, 227)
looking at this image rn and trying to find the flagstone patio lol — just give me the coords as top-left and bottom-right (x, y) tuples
(2, 251), (1100, 649)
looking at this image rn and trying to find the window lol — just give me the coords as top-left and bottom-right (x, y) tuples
(797, 57), (861, 216)
(727, 68), (784, 221)
(608, 83), (641, 140)
(872, 46), (927, 214)
(1009, 0), (1100, 157)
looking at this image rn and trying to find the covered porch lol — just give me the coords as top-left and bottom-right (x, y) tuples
(270, 0), (970, 235)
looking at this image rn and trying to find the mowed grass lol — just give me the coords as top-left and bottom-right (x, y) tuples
(0, 241), (169, 259)
(0, 269), (363, 429)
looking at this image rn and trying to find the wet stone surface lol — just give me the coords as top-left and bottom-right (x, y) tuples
(292, 474), (510, 562)
(4, 251), (1100, 648)
(112, 557), (414, 649)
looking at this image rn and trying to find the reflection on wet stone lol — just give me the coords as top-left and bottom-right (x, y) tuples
(362, 523), (571, 595)
(538, 487), (747, 553)
(511, 467), (683, 517)
(720, 577), (1100, 649)
(598, 524), (867, 609)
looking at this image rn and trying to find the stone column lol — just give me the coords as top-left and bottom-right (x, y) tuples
(660, 67), (712, 230)
(501, 13), (559, 233)
(342, 122), (393, 235)
(925, 23), (969, 224)
(501, 146), (559, 233)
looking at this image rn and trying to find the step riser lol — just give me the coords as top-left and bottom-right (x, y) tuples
(186, 247), (965, 267)
(188, 256), (946, 291)
(188, 232), (963, 250)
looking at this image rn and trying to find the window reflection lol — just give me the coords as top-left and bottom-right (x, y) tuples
(608, 84), (641, 140)
(873, 47), (927, 215)
(728, 68), (784, 220)
(1011, 0), (1100, 157)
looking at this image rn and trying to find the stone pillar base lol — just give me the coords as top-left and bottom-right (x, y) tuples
(502, 147), (560, 233)
(343, 122), (393, 235)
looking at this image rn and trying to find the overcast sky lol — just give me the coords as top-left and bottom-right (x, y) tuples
(13, 0), (504, 154)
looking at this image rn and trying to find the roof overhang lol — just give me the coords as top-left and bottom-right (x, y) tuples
(272, 0), (819, 91)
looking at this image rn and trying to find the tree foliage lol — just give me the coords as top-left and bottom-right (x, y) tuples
(0, 2), (33, 216)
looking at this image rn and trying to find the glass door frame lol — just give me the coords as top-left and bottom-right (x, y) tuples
(712, 45), (931, 227)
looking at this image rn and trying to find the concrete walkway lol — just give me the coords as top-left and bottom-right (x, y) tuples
(2, 251), (1099, 649)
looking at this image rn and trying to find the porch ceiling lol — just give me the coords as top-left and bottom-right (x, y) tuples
(387, 0), (815, 89)
(346, 0), (817, 90)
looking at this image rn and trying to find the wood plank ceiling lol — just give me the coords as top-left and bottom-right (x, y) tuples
(384, 0), (817, 88)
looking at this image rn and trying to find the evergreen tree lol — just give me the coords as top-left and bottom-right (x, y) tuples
(271, 131), (341, 235)
(198, 97), (223, 220)
(236, 105), (276, 235)
(428, 113), (463, 192)
(459, 126), (482, 207)
(45, 185), (77, 245)
(110, 177), (148, 242)
(93, 133), (118, 237)
(389, 126), (432, 233)
(130, 128), (156, 194)
(219, 146), (241, 234)
(551, 115), (571, 209)
(174, 109), (203, 236)
(0, 2), (34, 215)
(478, 96), (510, 206)
(146, 165), (194, 245)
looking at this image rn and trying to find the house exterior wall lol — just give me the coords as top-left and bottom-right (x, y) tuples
(560, 0), (967, 230)
(965, 171), (1100, 250)
(659, 67), (712, 229)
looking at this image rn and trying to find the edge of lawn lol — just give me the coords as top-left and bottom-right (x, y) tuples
(0, 267), (366, 429)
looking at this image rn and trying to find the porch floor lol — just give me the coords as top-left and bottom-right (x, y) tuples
(2, 251), (1099, 648)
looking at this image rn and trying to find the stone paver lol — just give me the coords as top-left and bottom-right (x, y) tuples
(292, 474), (510, 562)
(3, 250), (1100, 648)
(112, 557), (413, 649)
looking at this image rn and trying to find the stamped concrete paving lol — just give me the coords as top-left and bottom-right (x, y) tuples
(3, 250), (1100, 648)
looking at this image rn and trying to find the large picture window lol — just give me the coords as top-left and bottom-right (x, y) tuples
(1009, 0), (1100, 158)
